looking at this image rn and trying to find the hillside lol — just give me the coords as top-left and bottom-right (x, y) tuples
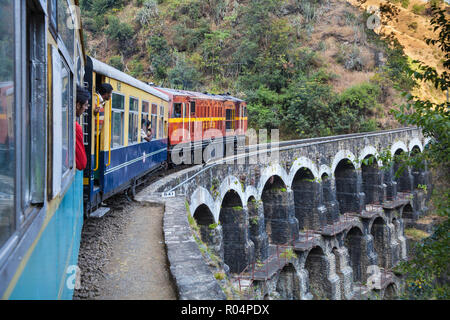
(79, 0), (447, 139)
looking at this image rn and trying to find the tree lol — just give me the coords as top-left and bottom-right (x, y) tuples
(392, 4), (449, 300)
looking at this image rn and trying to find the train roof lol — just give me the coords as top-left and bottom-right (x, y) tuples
(89, 57), (169, 102)
(155, 87), (245, 103)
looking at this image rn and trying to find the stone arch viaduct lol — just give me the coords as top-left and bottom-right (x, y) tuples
(136, 127), (432, 300)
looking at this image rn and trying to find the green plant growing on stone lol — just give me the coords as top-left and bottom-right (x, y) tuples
(418, 184), (428, 192)
(214, 272), (226, 280)
(209, 223), (219, 229)
(250, 216), (259, 225)
(280, 248), (297, 260)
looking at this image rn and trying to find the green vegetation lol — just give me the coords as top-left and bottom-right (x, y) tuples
(79, 0), (417, 140)
(412, 4), (425, 15)
(392, 4), (449, 300)
(280, 248), (297, 260)
(404, 228), (430, 241)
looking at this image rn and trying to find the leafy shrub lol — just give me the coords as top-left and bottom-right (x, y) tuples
(412, 4), (425, 14)
(109, 55), (123, 71)
(401, 0), (410, 8)
(91, 0), (123, 15)
(106, 16), (133, 43)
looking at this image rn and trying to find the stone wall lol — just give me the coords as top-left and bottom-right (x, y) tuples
(136, 127), (432, 300)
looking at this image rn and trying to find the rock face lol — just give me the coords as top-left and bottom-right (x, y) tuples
(136, 128), (432, 300)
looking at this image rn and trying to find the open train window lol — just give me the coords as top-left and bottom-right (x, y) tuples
(173, 103), (182, 118)
(151, 103), (158, 138)
(128, 97), (139, 144)
(190, 101), (195, 115)
(0, 0), (16, 249)
(57, 0), (74, 61)
(159, 105), (164, 139)
(111, 93), (125, 148)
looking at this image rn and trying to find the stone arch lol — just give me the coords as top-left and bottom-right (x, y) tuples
(402, 203), (414, 220)
(261, 175), (298, 244)
(193, 204), (215, 226)
(276, 263), (300, 300)
(218, 175), (245, 208)
(408, 138), (423, 153)
(344, 227), (364, 283)
(304, 246), (332, 300)
(370, 217), (388, 268)
(292, 167), (325, 230)
(193, 204), (222, 258)
(288, 156), (319, 186)
(219, 189), (254, 273)
(331, 150), (357, 175)
(383, 283), (397, 300)
(423, 137), (432, 148)
(393, 149), (412, 192)
(390, 140), (408, 158)
(334, 158), (362, 214)
(322, 173), (339, 224)
(361, 154), (382, 205)
(359, 146), (381, 168)
(190, 187), (217, 222)
(257, 163), (289, 196)
(319, 165), (332, 179)
(244, 185), (259, 206)
(410, 145), (426, 189)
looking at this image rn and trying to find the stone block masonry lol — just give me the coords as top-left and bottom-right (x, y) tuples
(136, 128), (432, 300)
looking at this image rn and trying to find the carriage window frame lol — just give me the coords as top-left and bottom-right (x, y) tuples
(173, 103), (182, 118)
(111, 92), (125, 149)
(128, 96), (139, 145)
(50, 47), (75, 200)
(159, 105), (164, 139)
(151, 103), (158, 139)
(141, 100), (149, 142)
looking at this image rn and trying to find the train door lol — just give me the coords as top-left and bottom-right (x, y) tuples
(92, 74), (105, 190)
(190, 101), (195, 140)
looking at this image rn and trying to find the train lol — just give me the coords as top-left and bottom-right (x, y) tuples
(0, 0), (247, 299)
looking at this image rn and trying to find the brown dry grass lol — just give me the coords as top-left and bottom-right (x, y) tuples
(345, 0), (448, 103)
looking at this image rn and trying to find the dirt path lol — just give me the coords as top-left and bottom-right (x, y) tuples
(95, 204), (177, 299)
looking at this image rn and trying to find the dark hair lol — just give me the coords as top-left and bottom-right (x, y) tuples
(98, 83), (113, 95)
(76, 85), (91, 105)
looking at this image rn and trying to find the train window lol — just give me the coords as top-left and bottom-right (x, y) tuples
(128, 97), (139, 144)
(57, 0), (74, 61)
(60, 58), (74, 179)
(190, 102), (195, 114)
(111, 93), (125, 148)
(48, 0), (57, 32)
(26, 7), (46, 206)
(151, 103), (157, 138)
(173, 103), (182, 118)
(142, 100), (149, 125)
(0, 0), (16, 248)
(159, 105), (164, 139)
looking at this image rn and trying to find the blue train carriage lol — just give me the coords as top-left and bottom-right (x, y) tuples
(83, 57), (170, 216)
(0, 0), (86, 299)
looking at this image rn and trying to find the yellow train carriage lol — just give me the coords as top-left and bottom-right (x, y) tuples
(82, 57), (170, 216)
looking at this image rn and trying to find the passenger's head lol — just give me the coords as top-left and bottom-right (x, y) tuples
(98, 83), (113, 101)
(76, 85), (91, 117)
